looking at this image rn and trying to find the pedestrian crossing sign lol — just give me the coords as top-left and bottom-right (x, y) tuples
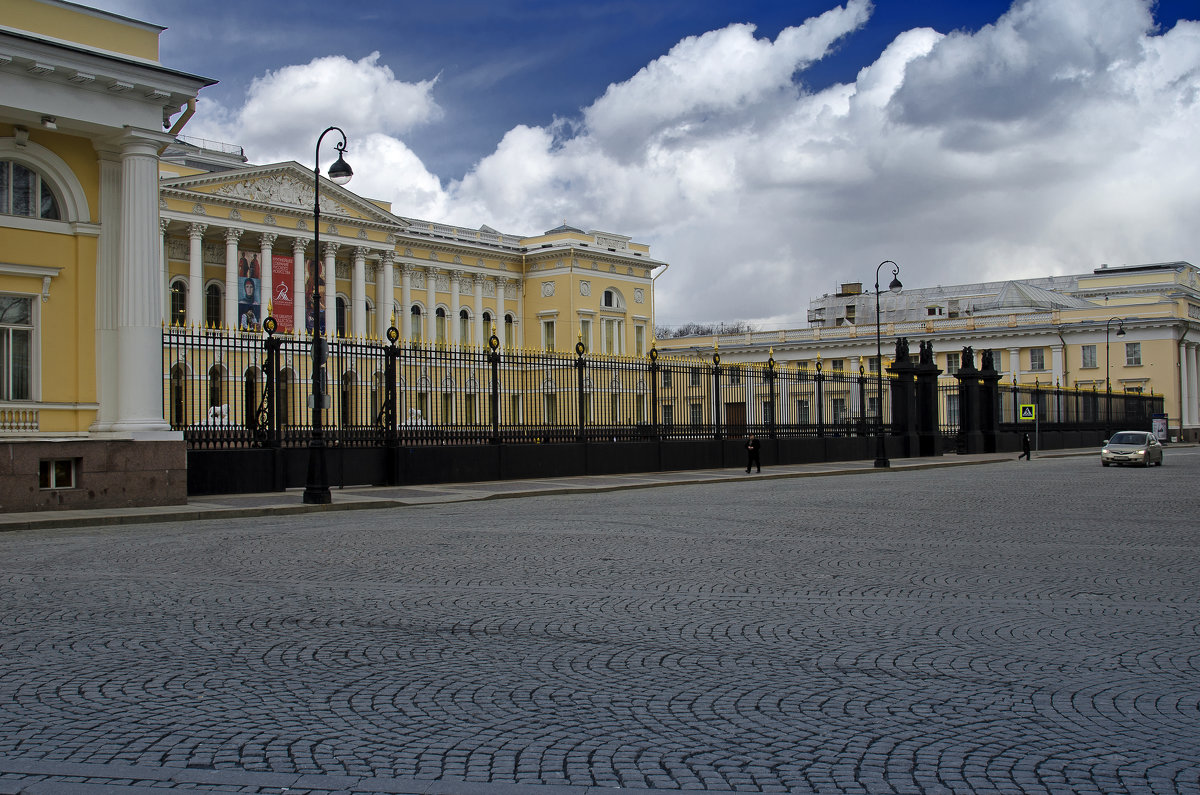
(1019, 404), (1036, 421)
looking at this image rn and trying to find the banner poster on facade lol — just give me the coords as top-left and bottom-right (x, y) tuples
(237, 250), (262, 330)
(271, 254), (294, 332)
(305, 258), (326, 333)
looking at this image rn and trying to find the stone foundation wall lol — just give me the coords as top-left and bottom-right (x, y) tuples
(0, 439), (187, 512)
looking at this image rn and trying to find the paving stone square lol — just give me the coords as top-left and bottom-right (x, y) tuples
(2, 451), (1199, 794)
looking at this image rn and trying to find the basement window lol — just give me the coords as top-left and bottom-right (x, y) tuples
(39, 458), (77, 489)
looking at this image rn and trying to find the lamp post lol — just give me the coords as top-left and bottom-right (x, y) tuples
(874, 260), (902, 468)
(1104, 316), (1125, 438)
(303, 127), (353, 505)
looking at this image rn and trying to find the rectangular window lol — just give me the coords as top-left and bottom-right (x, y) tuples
(440, 393), (452, 423)
(831, 397), (847, 423)
(1030, 348), (1046, 371)
(635, 325), (645, 356)
(1081, 344), (1097, 368)
(39, 459), (76, 489)
(459, 314), (470, 345)
(464, 394), (476, 424)
(988, 350), (1002, 370)
(544, 393), (557, 424)
(579, 319), (591, 352)
(762, 400), (773, 424)
(946, 352), (960, 374)
(946, 393), (959, 427)
(689, 402), (702, 425)
(867, 395), (879, 418)
(1125, 342), (1141, 366)
(729, 366), (741, 385)
(868, 356), (880, 374)
(662, 403), (674, 425)
(662, 368), (673, 388)
(635, 396), (645, 424)
(542, 320), (555, 351)
(509, 394), (520, 423)
(689, 366), (701, 387)
(797, 399), (810, 425)
(830, 359), (844, 373)
(0, 296), (33, 401)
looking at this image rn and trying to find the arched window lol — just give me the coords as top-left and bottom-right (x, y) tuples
(169, 279), (188, 327)
(602, 289), (624, 309)
(207, 365), (223, 411)
(435, 307), (447, 344)
(410, 305), (423, 343)
(340, 371), (356, 427)
(504, 313), (515, 349)
(169, 364), (186, 427)
(336, 296), (347, 338)
(0, 160), (61, 219)
(204, 283), (222, 329)
(244, 368), (259, 430)
(277, 369), (292, 427)
(366, 298), (376, 339)
(459, 309), (470, 345)
(482, 311), (492, 335)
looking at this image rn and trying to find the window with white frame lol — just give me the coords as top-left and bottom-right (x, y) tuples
(689, 366), (701, 387)
(797, 398), (810, 424)
(602, 289), (624, 308)
(39, 458), (76, 489)
(169, 278), (188, 327)
(459, 309), (470, 344)
(335, 296), (347, 338)
(689, 402), (702, 425)
(1125, 342), (1141, 366)
(1081, 344), (1097, 368)
(0, 160), (61, 220)
(435, 307), (447, 344)
(946, 352), (960, 374)
(410, 305), (423, 342)
(205, 283), (222, 329)
(602, 317), (623, 354)
(1030, 348), (1046, 371)
(662, 403), (674, 425)
(542, 319), (555, 351)
(0, 295), (33, 401)
(635, 325), (645, 356)
(504, 314), (515, 348)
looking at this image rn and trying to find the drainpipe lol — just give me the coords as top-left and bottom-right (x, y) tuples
(651, 262), (669, 339)
(157, 98), (196, 155)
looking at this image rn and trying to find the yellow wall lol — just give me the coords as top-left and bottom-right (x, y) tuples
(2, 0), (161, 61)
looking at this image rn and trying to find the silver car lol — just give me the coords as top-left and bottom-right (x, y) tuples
(1101, 431), (1164, 467)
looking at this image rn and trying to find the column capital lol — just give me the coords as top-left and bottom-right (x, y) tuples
(225, 228), (243, 245)
(292, 237), (308, 253)
(260, 232), (278, 247)
(380, 250), (395, 266)
(323, 241), (340, 258)
(188, 223), (207, 239)
(354, 246), (370, 260)
(160, 219), (169, 235)
(474, 272), (487, 284)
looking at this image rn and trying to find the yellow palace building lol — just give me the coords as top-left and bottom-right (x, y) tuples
(1, 0), (664, 510)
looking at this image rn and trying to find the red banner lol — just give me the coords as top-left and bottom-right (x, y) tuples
(271, 254), (295, 332)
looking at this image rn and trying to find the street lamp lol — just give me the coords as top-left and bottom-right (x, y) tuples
(874, 260), (902, 468)
(303, 126), (353, 505)
(1104, 316), (1125, 438)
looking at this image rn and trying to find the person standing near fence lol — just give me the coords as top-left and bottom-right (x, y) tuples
(1019, 433), (1031, 461)
(745, 434), (761, 474)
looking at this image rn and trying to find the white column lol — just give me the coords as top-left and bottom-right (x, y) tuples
(323, 242), (338, 337)
(400, 265), (413, 340)
(292, 238), (307, 335)
(473, 273), (485, 344)
(496, 277), (507, 346)
(376, 251), (395, 340)
(187, 222), (206, 327)
(112, 129), (173, 433)
(160, 219), (170, 324)
(515, 277), (524, 349)
(1008, 346), (1021, 385)
(90, 148), (122, 433)
(224, 227), (241, 330)
(352, 246), (367, 338)
(1188, 343), (1200, 431)
(1050, 343), (1064, 386)
(425, 267), (437, 342)
(450, 270), (462, 345)
(260, 232), (276, 319)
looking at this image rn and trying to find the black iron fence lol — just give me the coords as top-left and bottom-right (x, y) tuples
(164, 327), (895, 449)
(936, 378), (1161, 435)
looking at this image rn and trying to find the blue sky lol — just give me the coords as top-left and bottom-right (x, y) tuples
(85, 0), (1200, 329)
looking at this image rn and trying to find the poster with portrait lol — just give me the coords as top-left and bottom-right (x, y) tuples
(237, 249), (261, 280)
(304, 258), (326, 333)
(271, 254), (294, 332)
(238, 276), (261, 330)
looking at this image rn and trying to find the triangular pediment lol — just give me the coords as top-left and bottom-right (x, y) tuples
(160, 161), (402, 227)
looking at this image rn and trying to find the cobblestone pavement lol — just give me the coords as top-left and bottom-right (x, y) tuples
(2, 451), (1198, 794)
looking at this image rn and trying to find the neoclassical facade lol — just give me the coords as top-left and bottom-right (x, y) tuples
(158, 158), (663, 358)
(659, 262), (1200, 441)
(1, 0), (214, 509)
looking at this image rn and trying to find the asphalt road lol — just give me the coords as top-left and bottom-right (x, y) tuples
(2, 449), (1198, 794)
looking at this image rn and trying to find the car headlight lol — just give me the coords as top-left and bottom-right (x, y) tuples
(1136, 449), (1146, 455)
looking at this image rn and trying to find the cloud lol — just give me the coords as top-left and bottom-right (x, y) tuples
(181, 0), (1200, 330)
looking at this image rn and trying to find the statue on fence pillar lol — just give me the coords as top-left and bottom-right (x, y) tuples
(981, 348), (994, 372)
(962, 345), (975, 371)
(894, 337), (910, 363)
(919, 340), (934, 365)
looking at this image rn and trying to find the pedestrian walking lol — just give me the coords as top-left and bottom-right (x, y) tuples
(1019, 433), (1031, 460)
(745, 433), (761, 473)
